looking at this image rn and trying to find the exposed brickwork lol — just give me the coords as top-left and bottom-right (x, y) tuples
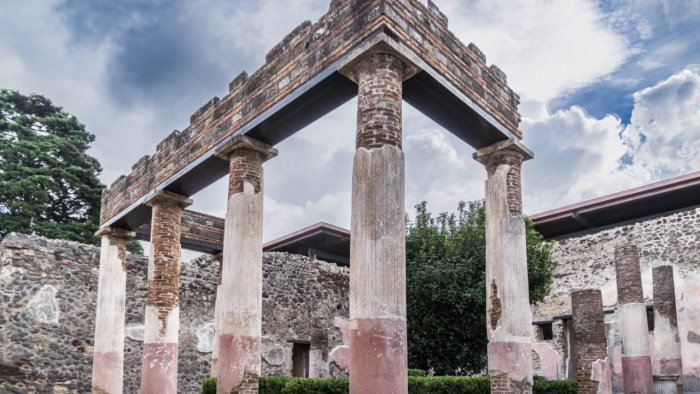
(100, 0), (522, 226)
(146, 196), (187, 331)
(489, 280), (502, 330)
(572, 289), (607, 394)
(354, 53), (405, 150)
(475, 142), (528, 217)
(489, 374), (531, 394)
(614, 244), (643, 305)
(228, 150), (265, 196)
(136, 210), (225, 252)
(653, 265), (678, 328)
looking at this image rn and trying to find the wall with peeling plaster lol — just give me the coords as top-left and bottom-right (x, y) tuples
(0, 233), (348, 393)
(531, 206), (700, 393)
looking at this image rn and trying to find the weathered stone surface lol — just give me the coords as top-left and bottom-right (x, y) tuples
(531, 206), (700, 393)
(26, 284), (60, 324)
(0, 233), (348, 393)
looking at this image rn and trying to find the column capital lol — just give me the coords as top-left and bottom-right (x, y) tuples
(473, 138), (533, 168)
(95, 226), (136, 239)
(215, 135), (278, 162)
(339, 38), (420, 83)
(144, 190), (193, 209)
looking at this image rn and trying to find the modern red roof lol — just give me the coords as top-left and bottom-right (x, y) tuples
(531, 171), (700, 238)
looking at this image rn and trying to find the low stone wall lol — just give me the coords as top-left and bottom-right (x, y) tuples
(0, 233), (349, 393)
(532, 206), (700, 393)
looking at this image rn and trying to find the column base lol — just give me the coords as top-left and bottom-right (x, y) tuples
(216, 334), (260, 394)
(488, 341), (532, 394)
(92, 351), (123, 394)
(141, 343), (178, 394)
(622, 356), (653, 394)
(349, 317), (408, 394)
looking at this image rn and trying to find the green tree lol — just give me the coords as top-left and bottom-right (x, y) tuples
(406, 200), (553, 375)
(0, 89), (142, 254)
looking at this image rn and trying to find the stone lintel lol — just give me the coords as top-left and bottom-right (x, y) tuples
(143, 190), (193, 209)
(95, 226), (136, 239)
(339, 36), (421, 83)
(473, 138), (534, 165)
(215, 135), (278, 162)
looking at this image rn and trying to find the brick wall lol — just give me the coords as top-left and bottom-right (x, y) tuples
(100, 0), (521, 225)
(614, 244), (643, 305)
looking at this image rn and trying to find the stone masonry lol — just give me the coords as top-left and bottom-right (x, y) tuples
(532, 206), (700, 393)
(0, 233), (349, 393)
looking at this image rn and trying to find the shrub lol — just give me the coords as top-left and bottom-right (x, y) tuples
(409, 375), (490, 393)
(533, 376), (577, 394)
(201, 377), (216, 394)
(408, 368), (428, 377)
(202, 375), (576, 394)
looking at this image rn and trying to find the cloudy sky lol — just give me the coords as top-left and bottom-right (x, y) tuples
(1, 0), (699, 248)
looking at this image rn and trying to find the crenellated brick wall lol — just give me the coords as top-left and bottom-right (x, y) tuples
(100, 0), (521, 225)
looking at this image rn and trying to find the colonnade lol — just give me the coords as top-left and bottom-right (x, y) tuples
(91, 51), (534, 393)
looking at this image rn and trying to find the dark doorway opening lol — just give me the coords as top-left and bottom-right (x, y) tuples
(291, 342), (310, 377)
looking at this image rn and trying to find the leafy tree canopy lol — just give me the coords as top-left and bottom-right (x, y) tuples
(0, 89), (142, 253)
(406, 200), (553, 375)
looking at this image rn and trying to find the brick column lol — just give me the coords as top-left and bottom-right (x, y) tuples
(652, 265), (682, 393)
(349, 52), (408, 394)
(474, 139), (534, 394)
(92, 227), (135, 394)
(571, 289), (611, 394)
(140, 191), (192, 394)
(214, 135), (277, 393)
(614, 244), (653, 394)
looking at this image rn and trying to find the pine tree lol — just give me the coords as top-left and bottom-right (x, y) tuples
(0, 89), (105, 245)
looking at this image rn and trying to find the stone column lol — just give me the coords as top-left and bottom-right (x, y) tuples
(140, 191), (192, 394)
(614, 244), (653, 394)
(652, 265), (682, 394)
(210, 252), (223, 378)
(474, 139), (534, 394)
(214, 135), (277, 393)
(348, 52), (408, 394)
(571, 289), (611, 394)
(92, 227), (135, 394)
(309, 317), (329, 378)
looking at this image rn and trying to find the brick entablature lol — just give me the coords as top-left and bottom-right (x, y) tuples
(571, 289), (607, 394)
(100, 0), (522, 225)
(614, 244), (644, 305)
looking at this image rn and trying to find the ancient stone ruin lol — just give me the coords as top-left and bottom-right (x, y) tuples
(91, 0), (533, 393)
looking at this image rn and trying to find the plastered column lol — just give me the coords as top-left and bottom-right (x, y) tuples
(652, 265), (682, 393)
(571, 289), (611, 394)
(349, 52), (408, 394)
(92, 227), (135, 394)
(140, 191), (192, 394)
(214, 135), (277, 394)
(210, 252), (223, 378)
(474, 139), (534, 394)
(614, 244), (653, 394)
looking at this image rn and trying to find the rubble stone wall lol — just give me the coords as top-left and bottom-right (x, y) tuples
(0, 233), (348, 393)
(532, 206), (700, 393)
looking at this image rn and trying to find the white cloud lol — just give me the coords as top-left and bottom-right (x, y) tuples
(438, 0), (632, 102)
(522, 66), (700, 214)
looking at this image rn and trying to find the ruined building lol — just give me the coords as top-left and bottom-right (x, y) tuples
(90, 0), (533, 393)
